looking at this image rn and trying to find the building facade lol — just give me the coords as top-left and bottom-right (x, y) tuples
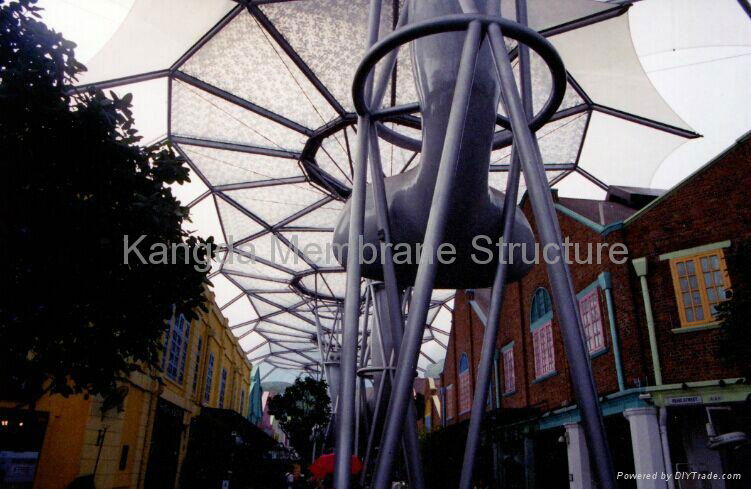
(0, 288), (252, 489)
(436, 135), (751, 489)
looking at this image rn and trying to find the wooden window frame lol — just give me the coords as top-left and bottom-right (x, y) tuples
(166, 314), (190, 384)
(578, 288), (606, 355)
(218, 367), (228, 408)
(532, 321), (556, 379)
(502, 345), (515, 394)
(669, 249), (731, 328)
(203, 352), (215, 404)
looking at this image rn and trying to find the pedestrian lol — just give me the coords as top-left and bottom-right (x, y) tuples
(285, 463), (307, 489)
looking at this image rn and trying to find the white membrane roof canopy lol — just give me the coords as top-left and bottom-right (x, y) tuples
(49, 0), (728, 378)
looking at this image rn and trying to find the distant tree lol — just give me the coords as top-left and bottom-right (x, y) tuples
(267, 377), (331, 463)
(0, 0), (214, 403)
(717, 241), (751, 378)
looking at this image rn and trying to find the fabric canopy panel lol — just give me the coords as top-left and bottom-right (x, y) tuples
(181, 11), (339, 129)
(108, 79), (168, 144)
(551, 13), (692, 131)
(631, 0), (751, 57)
(72, 0), (698, 377)
(259, 0), (407, 112)
(79, 0), (236, 84)
(576, 111), (687, 189)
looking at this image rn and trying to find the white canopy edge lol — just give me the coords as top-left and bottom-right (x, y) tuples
(630, 0), (751, 58)
(557, 110), (688, 199)
(551, 12), (694, 132)
(78, 0), (236, 85)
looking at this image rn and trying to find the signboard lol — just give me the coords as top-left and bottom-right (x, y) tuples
(666, 395), (702, 406)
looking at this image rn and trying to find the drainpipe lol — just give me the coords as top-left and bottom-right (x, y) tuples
(659, 407), (675, 489)
(597, 272), (625, 391)
(632, 258), (663, 385)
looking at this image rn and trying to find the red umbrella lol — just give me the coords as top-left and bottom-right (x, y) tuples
(309, 453), (363, 480)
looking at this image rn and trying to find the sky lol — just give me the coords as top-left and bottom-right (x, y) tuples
(33, 0), (751, 383)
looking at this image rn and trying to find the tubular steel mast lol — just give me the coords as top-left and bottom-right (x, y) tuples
(333, 1), (617, 488)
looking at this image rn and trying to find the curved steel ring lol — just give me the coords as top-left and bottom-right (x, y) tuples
(290, 268), (347, 303)
(352, 13), (567, 133)
(376, 120), (514, 152)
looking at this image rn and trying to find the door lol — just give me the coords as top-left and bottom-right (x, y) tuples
(144, 399), (184, 489)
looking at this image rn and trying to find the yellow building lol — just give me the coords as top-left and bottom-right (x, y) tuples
(0, 289), (252, 489)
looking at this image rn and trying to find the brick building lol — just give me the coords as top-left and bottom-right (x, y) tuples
(434, 134), (751, 489)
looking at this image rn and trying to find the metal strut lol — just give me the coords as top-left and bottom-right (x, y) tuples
(335, 1), (398, 488)
(344, 3), (616, 489)
(455, 6), (525, 489)
(371, 17), (485, 489)
(456, 1), (618, 488)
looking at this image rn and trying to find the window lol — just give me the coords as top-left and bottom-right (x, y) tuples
(218, 368), (228, 408)
(502, 345), (515, 394)
(177, 320), (190, 383)
(531, 288), (555, 379)
(669, 250), (730, 327)
(446, 384), (455, 420)
(191, 336), (203, 395)
(458, 353), (471, 414)
(531, 287), (553, 323)
(165, 314), (190, 383)
(532, 323), (555, 378)
(578, 288), (605, 354)
(161, 321), (171, 371)
(204, 353), (215, 404)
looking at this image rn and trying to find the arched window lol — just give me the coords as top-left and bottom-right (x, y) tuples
(458, 353), (469, 373)
(530, 288), (556, 380)
(531, 287), (552, 325)
(458, 353), (471, 414)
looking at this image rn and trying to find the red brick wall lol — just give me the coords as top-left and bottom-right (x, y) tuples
(440, 135), (751, 423)
(445, 206), (632, 419)
(623, 136), (751, 384)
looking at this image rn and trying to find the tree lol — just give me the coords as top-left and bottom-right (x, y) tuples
(0, 0), (214, 402)
(267, 377), (332, 463)
(717, 240), (751, 379)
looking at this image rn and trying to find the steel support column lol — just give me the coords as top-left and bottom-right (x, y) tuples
(354, 291), (372, 455)
(456, 0), (517, 486)
(371, 20), (484, 489)
(334, 0), (383, 485)
(483, 6), (618, 489)
(335, 115), (371, 488)
(368, 127), (426, 487)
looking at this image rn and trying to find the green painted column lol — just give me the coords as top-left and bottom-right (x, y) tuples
(632, 258), (663, 386)
(598, 272), (626, 391)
